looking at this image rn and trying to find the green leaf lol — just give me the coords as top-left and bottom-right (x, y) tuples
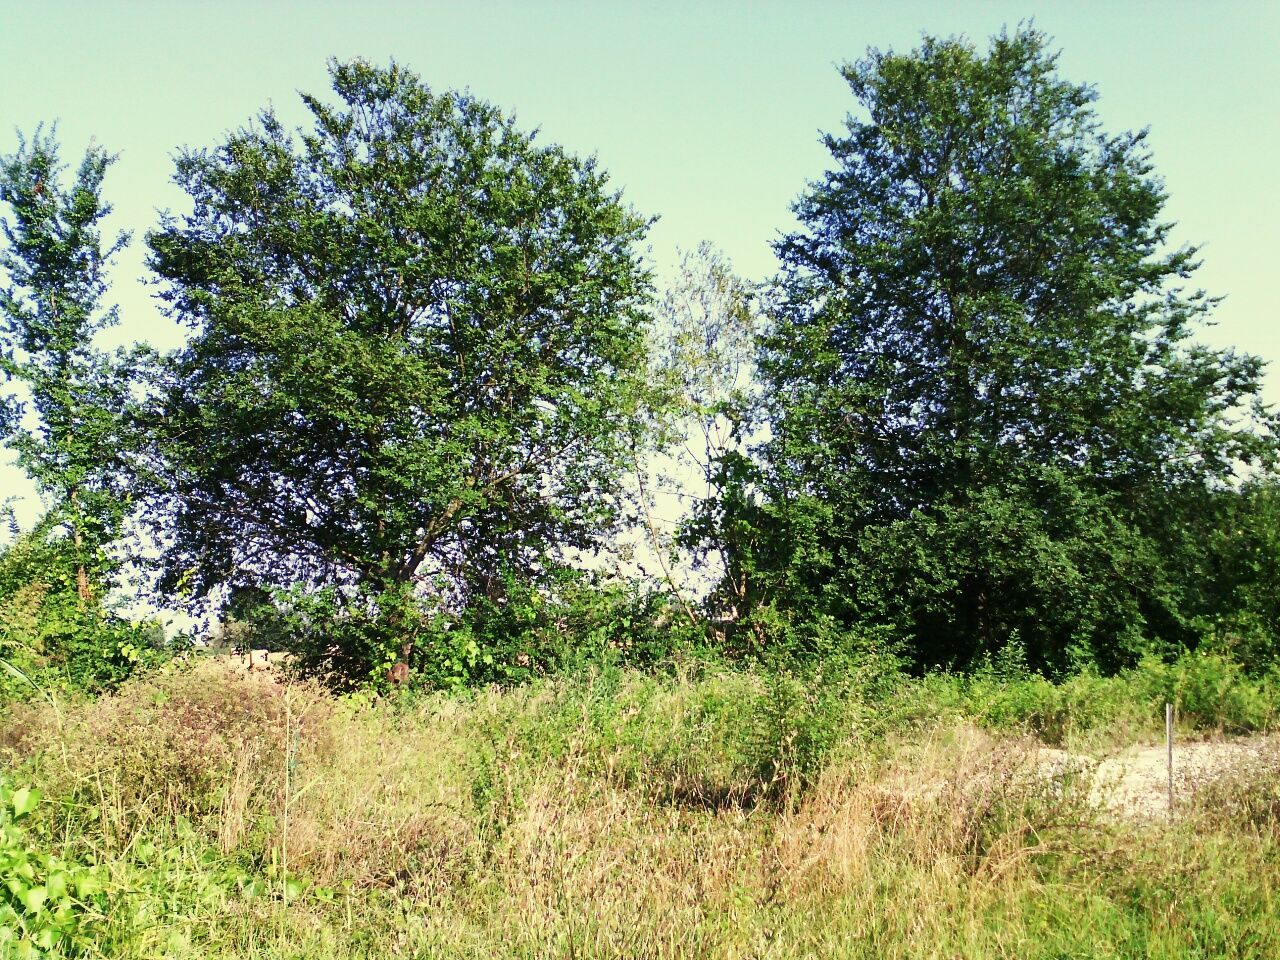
(9, 788), (40, 820)
(73, 873), (102, 898)
(21, 885), (46, 914)
(44, 871), (68, 901)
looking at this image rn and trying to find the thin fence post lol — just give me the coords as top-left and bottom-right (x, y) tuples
(1165, 701), (1174, 818)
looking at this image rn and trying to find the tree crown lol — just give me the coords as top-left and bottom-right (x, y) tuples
(144, 60), (657, 615)
(727, 27), (1278, 671)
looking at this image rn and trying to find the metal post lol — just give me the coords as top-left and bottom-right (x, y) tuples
(1166, 702), (1174, 817)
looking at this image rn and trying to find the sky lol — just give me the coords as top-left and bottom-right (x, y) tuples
(1, 0), (1278, 523)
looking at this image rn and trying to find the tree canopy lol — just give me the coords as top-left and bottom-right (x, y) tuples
(3, 36), (1276, 691)
(712, 28), (1278, 672)
(141, 60), (657, 676)
(0, 130), (138, 576)
(0, 130), (158, 686)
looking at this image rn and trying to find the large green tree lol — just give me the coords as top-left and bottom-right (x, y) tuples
(722, 29), (1278, 672)
(142, 60), (656, 679)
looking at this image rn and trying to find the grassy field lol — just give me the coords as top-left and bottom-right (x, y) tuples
(0, 654), (1278, 958)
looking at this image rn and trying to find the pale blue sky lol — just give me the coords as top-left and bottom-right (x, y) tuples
(1, 1), (1278, 516)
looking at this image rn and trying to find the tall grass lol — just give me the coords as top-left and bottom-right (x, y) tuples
(0, 653), (1277, 958)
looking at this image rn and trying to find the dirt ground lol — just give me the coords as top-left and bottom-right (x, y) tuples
(1038, 734), (1279, 818)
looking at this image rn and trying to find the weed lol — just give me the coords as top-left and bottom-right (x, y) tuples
(1, 655), (1278, 958)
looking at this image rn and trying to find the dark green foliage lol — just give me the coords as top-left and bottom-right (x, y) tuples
(1200, 480), (1280, 670)
(142, 60), (658, 681)
(705, 28), (1279, 673)
(455, 571), (704, 683)
(240, 570), (699, 690)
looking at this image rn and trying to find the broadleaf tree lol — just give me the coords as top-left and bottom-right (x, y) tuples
(0, 129), (152, 686)
(648, 244), (768, 638)
(142, 60), (658, 682)
(712, 28), (1278, 673)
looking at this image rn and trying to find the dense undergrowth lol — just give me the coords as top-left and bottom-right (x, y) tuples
(0, 650), (1276, 958)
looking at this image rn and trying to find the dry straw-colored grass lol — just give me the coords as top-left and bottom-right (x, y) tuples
(2, 657), (1278, 958)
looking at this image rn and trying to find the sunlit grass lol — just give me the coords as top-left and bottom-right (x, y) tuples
(1, 655), (1277, 958)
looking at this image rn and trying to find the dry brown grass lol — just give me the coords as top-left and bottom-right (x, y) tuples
(3, 658), (1278, 958)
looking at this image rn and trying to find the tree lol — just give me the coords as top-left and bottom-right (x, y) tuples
(728, 28), (1278, 672)
(0, 129), (140, 602)
(631, 243), (760, 631)
(1199, 479), (1280, 670)
(0, 130), (153, 687)
(142, 60), (657, 681)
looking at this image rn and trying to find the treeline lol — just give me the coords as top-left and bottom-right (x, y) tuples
(1, 27), (1277, 692)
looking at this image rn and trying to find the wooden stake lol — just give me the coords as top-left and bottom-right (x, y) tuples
(1166, 702), (1174, 818)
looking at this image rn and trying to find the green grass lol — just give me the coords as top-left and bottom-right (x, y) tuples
(0, 652), (1277, 958)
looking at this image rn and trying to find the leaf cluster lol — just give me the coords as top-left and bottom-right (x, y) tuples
(0, 780), (106, 958)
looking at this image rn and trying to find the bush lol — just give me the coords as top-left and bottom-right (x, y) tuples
(6, 661), (334, 847)
(0, 527), (171, 696)
(1141, 652), (1280, 733)
(0, 780), (106, 957)
(243, 572), (702, 692)
(893, 650), (1280, 745)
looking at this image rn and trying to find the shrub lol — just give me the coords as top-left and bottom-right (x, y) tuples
(0, 780), (106, 957)
(6, 661), (334, 848)
(253, 573), (702, 692)
(0, 527), (171, 696)
(921, 651), (1280, 744)
(1150, 653), (1280, 732)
